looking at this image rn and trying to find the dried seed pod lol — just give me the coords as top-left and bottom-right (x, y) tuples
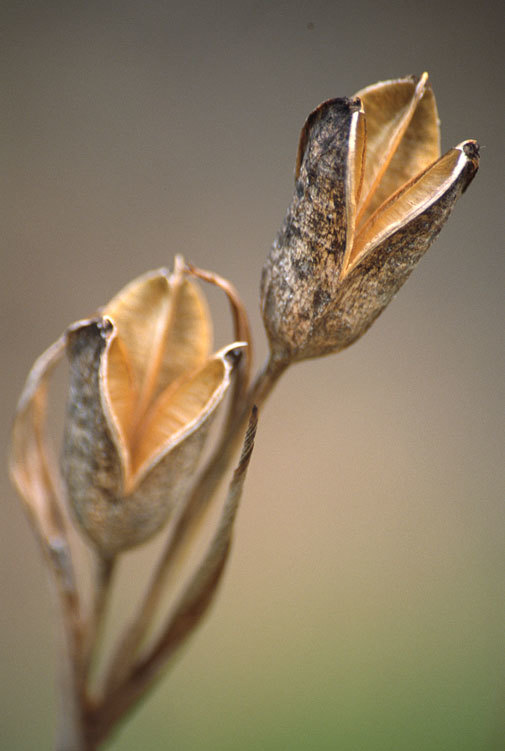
(59, 262), (246, 555)
(261, 73), (479, 363)
(11, 259), (248, 558)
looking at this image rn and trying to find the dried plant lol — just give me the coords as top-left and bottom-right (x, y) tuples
(9, 74), (479, 751)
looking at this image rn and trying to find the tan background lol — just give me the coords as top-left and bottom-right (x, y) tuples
(2, 1), (504, 749)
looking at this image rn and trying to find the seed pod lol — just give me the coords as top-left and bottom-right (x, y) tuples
(58, 263), (246, 555)
(261, 73), (479, 363)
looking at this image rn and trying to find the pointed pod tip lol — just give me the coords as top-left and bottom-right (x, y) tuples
(348, 96), (362, 112)
(226, 347), (244, 367)
(222, 342), (248, 370)
(412, 71), (431, 102)
(99, 317), (115, 337)
(174, 254), (186, 274)
(458, 139), (480, 192)
(65, 317), (115, 357)
(461, 139), (480, 162)
(295, 95), (364, 179)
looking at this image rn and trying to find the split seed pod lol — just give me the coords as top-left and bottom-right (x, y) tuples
(12, 259), (247, 557)
(261, 73), (480, 362)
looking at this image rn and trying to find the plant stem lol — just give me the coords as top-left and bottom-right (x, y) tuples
(83, 556), (116, 679)
(102, 353), (287, 695)
(58, 353), (287, 750)
(88, 409), (259, 747)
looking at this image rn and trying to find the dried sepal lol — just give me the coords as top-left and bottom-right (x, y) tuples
(102, 259), (211, 459)
(261, 74), (479, 363)
(9, 334), (83, 655)
(10, 335), (71, 546)
(260, 97), (360, 361)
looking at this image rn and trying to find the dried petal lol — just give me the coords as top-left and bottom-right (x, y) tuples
(294, 97), (361, 272)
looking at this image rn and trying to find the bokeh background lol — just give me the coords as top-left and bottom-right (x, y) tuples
(2, 1), (504, 749)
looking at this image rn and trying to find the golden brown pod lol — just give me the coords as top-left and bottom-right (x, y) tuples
(261, 74), (479, 362)
(11, 259), (246, 557)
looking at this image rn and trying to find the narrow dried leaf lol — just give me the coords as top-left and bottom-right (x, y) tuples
(10, 335), (67, 538)
(186, 263), (253, 386)
(355, 74), (440, 227)
(9, 334), (82, 630)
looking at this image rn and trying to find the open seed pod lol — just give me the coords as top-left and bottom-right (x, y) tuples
(60, 260), (246, 555)
(261, 73), (479, 362)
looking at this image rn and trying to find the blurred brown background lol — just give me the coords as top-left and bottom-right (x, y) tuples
(2, 1), (504, 749)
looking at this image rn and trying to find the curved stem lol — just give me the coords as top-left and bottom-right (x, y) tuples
(103, 354), (288, 694)
(53, 571), (88, 751)
(89, 408), (259, 747)
(83, 555), (116, 680)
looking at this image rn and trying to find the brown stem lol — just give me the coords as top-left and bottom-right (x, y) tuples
(45, 539), (89, 751)
(102, 354), (288, 695)
(185, 262), (253, 432)
(82, 555), (116, 679)
(88, 408), (259, 747)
